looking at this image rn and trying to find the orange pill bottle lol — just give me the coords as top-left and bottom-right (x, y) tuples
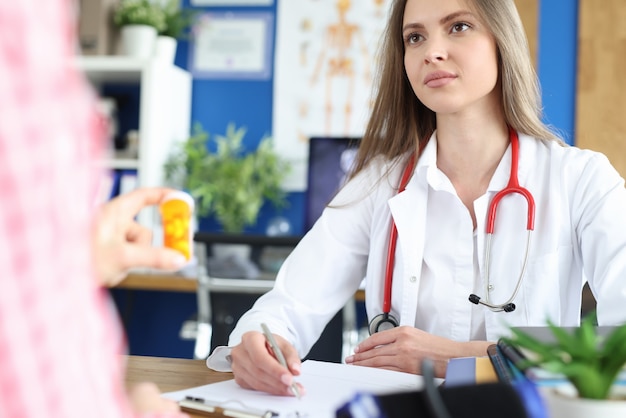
(160, 191), (194, 261)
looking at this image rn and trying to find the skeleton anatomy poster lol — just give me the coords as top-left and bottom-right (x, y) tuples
(273, 0), (391, 190)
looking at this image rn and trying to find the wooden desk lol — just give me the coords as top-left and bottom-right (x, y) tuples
(117, 272), (198, 293)
(125, 355), (233, 417)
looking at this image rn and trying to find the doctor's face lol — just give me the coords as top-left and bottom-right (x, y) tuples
(402, 0), (500, 116)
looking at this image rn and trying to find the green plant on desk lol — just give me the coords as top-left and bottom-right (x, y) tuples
(504, 312), (626, 400)
(164, 122), (290, 233)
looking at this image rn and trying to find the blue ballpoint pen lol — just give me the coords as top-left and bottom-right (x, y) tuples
(490, 344), (547, 418)
(261, 323), (302, 399)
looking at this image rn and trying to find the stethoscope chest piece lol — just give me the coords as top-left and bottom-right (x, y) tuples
(368, 312), (399, 335)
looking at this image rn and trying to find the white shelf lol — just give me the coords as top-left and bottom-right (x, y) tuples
(78, 56), (192, 230)
(98, 148), (140, 170)
(99, 158), (140, 170)
(76, 56), (148, 83)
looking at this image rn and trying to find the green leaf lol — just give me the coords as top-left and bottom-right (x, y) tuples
(599, 323), (626, 382)
(576, 313), (598, 357)
(159, 0), (199, 38)
(546, 320), (593, 361)
(506, 329), (557, 362)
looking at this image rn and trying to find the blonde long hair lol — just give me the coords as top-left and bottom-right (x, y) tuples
(349, 0), (560, 180)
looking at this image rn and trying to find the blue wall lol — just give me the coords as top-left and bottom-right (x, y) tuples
(538, 0), (579, 145)
(120, 0), (581, 359)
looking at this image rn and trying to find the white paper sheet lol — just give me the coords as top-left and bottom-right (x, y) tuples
(163, 360), (435, 417)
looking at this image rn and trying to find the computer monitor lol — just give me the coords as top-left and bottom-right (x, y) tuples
(305, 136), (361, 231)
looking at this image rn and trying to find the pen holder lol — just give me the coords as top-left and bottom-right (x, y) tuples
(160, 191), (194, 261)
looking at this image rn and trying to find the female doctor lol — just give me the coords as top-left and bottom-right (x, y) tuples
(207, 0), (626, 395)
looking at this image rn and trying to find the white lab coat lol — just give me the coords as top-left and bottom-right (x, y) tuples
(207, 132), (626, 371)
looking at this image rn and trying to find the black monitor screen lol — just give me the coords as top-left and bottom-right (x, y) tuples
(305, 137), (361, 231)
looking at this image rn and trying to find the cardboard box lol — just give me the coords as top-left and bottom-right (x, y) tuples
(78, 0), (120, 55)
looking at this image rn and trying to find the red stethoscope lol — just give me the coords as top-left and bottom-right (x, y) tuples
(368, 128), (535, 335)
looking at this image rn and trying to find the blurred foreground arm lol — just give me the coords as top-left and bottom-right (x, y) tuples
(128, 382), (187, 416)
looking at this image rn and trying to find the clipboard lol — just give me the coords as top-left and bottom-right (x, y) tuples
(179, 396), (278, 418)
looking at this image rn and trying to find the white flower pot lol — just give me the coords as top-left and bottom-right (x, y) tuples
(155, 36), (177, 64)
(120, 24), (157, 59)
(544, 387), (626, 418)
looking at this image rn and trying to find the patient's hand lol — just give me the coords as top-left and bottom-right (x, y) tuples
(127, 382), (186, 416)
(92, 187), (187, 286)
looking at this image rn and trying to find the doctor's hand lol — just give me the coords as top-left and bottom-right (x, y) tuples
(230, 331), (305, 397)
(344, 326), (492, 378)
(92, 187), (188, 287)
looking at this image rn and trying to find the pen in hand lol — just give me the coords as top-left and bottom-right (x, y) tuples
(260, 323), (302, 399)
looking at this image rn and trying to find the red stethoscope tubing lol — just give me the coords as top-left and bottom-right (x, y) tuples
(382, 152), (416, 314)
(381, 128), (535, 316)
(486, 129), (535, 234)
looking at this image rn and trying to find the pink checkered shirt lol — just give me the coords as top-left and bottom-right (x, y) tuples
(0, 2), (186, 417)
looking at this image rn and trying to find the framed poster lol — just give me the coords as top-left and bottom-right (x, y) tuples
(190, 12), (274, 80)
(273, 0), (391, 190)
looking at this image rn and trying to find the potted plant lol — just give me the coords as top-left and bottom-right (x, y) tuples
(163, 122), (290, 234)
(114, 0), (166, 58)
(155, 0), (198, 63)
(503, 312), (626, 417)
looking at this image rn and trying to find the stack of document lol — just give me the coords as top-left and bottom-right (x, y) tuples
(445, 356), (498, 386)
